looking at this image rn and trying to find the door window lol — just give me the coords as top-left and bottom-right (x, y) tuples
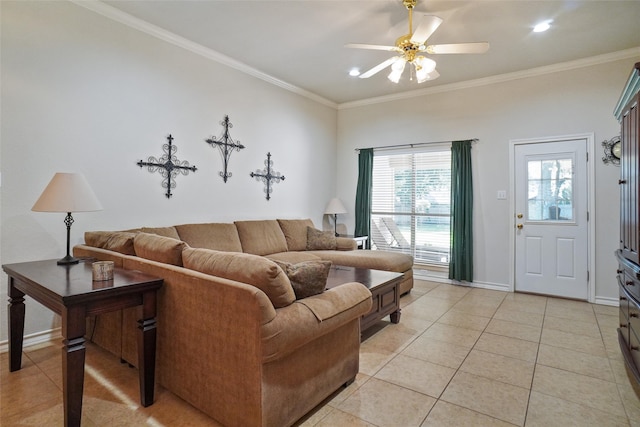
(526, 156), (574, 221)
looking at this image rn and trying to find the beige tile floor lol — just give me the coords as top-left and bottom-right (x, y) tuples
(2, 279), (640, 426)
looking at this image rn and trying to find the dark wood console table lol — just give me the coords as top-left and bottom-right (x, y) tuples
(3, 259), (163, 427)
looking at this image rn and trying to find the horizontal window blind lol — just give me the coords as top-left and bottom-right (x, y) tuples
(371, 147), (452, 266)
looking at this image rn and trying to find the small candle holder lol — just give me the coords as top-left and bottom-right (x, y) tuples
(92, 261), (114, 281)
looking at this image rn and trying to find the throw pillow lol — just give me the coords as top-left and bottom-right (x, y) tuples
(133, 233), (188, 266)
(306, 227), (337, 250)
(274, 260), (332, 299)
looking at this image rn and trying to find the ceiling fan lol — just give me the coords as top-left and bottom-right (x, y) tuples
(346, 0), (489, 83)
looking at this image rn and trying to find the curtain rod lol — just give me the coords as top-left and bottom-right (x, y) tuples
(354, 138), (479, 152)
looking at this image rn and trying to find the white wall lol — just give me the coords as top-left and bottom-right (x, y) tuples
(336, 58), (636, 302)
(0, 1), (337, 342)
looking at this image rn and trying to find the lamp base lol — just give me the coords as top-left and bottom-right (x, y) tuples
(57, 255), (80, 265)
(57, 212), (79, 265)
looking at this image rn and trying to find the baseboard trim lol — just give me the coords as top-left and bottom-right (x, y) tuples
(0, 328), (61, 354)
(414, 270), (511, 293)
(594, 296), (620, 307)
(468, 281), (511, 292)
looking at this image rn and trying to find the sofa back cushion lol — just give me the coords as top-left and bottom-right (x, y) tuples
(182, 247), (295, 308)
(277, 219), (315, 251)
(175, 223), (243, 252)
(133, 233), (188, 266)
(139, 226), (181, 240)
(234, 220), (288, 256)
(84, 231), (137, 255)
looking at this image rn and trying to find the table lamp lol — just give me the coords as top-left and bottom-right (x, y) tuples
(324, 198), (347, 237)
(32, 173), (103, 265)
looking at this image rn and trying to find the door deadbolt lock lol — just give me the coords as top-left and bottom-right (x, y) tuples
(517, 213), (523, 219)
(517, 224), (523, 229)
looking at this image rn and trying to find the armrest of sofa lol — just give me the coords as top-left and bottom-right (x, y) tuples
(261, 282), (371, 363)
(119, 257), (284, 421)
(336, 237), (357, 251)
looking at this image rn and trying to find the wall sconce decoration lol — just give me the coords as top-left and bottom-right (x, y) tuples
(206, 115), (245, 183)
(250, 152), (285, 201)
(137, 134), (197, 198)
(602, 136), (621, 166)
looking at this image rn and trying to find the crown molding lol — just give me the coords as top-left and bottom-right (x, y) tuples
(68, 1), (639, 111)
(338, 47), (640, 110)
(70, 0), (338, 109)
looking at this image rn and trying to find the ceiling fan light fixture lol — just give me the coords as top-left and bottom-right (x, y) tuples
(346, 0), (487, 83)
(416, 69), (435, 83)
(388, 69), (403, 83)
(388, 58), (406, 83)
(414, 56), (436, 73)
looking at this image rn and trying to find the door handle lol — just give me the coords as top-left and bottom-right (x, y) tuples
(517, 224), (523, 229)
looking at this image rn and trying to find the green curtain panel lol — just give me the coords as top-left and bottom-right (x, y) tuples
(355, 148), (373, 249)
(449, 140), (473, 282)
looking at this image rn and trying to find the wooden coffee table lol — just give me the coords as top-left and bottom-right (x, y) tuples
(326, 265), (403, 332)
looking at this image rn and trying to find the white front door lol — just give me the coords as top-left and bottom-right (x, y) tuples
(514, 138), (589, 300)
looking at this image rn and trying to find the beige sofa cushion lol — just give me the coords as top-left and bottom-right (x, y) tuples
(84, 231), (137, 255)
(306, 250), (414, 273)
(182, 247), (295, 308)
(139, 226), (181, 240)
(266, 252), (322, 264)
(133, 233), (188, 266)
(175, 223), (243, 252)
(336, 237), (357, 251)
(235, 220), (288, 256)
(277, 219), (315, 251)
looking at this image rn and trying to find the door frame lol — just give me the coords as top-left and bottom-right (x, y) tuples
(508, 133), (596, 302)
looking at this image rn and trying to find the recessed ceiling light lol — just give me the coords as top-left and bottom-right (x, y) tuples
(533, 20), (552, 33)
(349, 68), (361, 77)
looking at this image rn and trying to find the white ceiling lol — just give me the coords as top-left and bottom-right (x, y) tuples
(101, 0), (640, 105)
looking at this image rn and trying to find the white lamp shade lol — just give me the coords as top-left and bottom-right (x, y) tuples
(324, 198), (348, 215)
(32, 173), (103, 213)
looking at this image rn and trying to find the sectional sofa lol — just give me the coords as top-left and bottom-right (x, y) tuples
(73, 219), (413, 426)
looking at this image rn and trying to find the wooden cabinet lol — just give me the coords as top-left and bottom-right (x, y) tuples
(616, 62), (640, 389)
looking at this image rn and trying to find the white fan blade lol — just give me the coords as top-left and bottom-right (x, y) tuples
(345, 43), (399, 52)
(426, 42), (490, 54)
(410, 15), (443, 44)
(359, 57), (401, 79)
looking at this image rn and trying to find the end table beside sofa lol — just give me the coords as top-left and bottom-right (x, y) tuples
(72, 218), (413, 427)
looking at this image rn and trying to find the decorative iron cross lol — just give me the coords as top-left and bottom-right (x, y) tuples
(250, 152), (285, 201)
(205, 115), (245, 183)
(137, 134), (197, 198)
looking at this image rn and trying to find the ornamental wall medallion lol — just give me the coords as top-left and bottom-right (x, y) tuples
(601, 136), (621, 166)
(205, 115), (245, 182)
(250, 152), (285, 201)
(137, 134), (197, 198)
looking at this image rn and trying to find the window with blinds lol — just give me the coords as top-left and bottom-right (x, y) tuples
(371, 146), (452, 266)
